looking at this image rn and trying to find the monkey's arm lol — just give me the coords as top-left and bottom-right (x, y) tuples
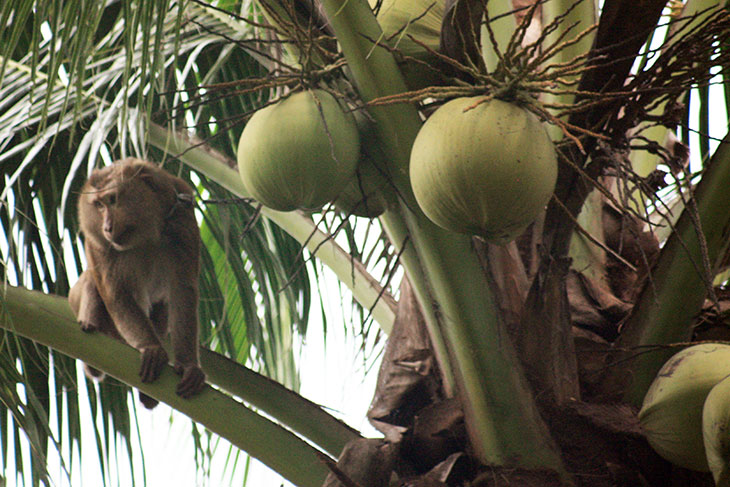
(69, 271), (118, 379)
(168, 280), (206, 398)
(97, 280), (169, 383)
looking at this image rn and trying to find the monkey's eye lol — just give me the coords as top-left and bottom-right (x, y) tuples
(93, 200), (104, 210)
(107, 194), (117, 206)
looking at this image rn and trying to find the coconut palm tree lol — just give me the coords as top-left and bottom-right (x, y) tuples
(2, 0), (730, 485)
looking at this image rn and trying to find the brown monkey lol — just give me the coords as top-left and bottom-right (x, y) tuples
(68, 158), (205, 408)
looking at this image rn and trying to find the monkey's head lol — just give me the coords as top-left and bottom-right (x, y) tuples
(79, 159), (181, 252)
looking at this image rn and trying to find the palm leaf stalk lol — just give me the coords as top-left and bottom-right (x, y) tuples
(1, 285), (353, 487)
(316, 0), (565, 471)
(609, 132), (730, 405)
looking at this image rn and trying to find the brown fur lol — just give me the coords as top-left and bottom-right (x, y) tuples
(69, 158), (205, 408)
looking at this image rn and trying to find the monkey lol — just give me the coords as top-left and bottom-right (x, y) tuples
(68, 158), (205, 408)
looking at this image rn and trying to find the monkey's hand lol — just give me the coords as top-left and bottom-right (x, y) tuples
(139, 346), (169, 383)
(174, 363), (206, 398)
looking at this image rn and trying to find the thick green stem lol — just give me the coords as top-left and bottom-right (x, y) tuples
(316, 0), (420, 193)
(378, 213), (456, 395)
(611, 132), (730, 405)
(543, 0), (601, 283)
(1, 285), (347, 487)
(481, 1), (516, 72)
(541, 0), (597, 121)
(318, 0), (565, 471)
(200, 349), (360, 457)
(400, 210), (564, 468)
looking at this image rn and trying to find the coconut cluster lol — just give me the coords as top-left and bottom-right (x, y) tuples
(237, 90), (557, 241)
(237, 89), (392, 217)
(639, 343), (730, 483)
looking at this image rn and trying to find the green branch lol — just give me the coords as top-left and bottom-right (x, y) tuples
(1, 285), (347, 487)
(200, 349), (360, 457)
(613, 133), (730, 405)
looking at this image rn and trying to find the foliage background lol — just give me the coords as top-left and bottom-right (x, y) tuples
(1, 0), (730, 485)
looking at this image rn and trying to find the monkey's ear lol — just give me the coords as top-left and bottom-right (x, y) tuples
(87, 165), (114, 189)
(135, 163), (181, 207)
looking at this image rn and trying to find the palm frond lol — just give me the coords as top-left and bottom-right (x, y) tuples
(0, 0), (319, 483)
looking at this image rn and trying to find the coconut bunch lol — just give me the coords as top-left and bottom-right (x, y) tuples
(639, 343), (730, 485)
(237, 85), (557, 242)
(236, 13), (559, 243)
(233, 1), (610, 243)
(237, 89), (394, 218)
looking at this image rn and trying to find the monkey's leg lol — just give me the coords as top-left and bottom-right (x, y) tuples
(149, 302), (169, 337)
(168, 283), (206, 398)
(69, 271), (123, 379)
(69, 271), (121, 338)
(85, 296), (161, 409)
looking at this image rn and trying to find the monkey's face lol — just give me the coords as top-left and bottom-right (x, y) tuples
(81, 171), (167, 252)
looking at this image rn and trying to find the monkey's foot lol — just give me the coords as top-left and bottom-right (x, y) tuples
(174, 364), (206, 398)
(139, 346), (169, 383)
(138, 391), (160, 409)
(78, 319), (98, 333)
(84, 363), (105, 379)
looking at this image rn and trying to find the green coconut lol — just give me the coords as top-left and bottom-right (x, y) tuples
(237, 90), (360, 211)
(409, 97), (557, 243)
(703, 375), (730, 485)
(639, 343), (730, 472)
(374, 0), (445, 89)
(335, 155), (393, 218)
(376, 0), (442, 56)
